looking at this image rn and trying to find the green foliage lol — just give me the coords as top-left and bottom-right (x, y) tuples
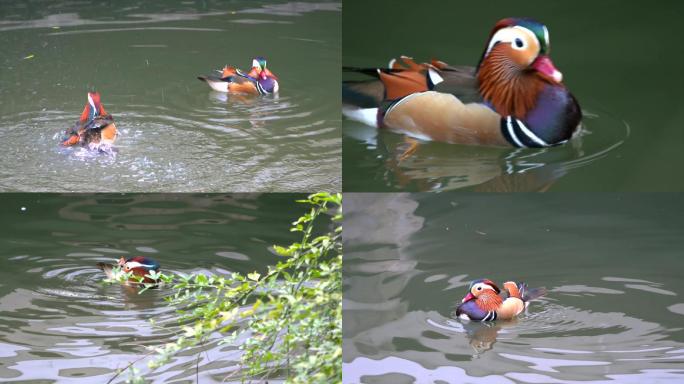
(108, 193), (342, 383)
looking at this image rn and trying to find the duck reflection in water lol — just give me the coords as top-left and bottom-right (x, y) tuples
(378, 132), (575, 192)
(456, 317), (519, 356)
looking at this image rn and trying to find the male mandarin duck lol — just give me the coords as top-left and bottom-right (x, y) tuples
(343, 18), (582, 149)
(61, 92), (118, 149)
(455, 279), (546, 321)
(97, 256), (160, 284)
(197, 56), (279, 95)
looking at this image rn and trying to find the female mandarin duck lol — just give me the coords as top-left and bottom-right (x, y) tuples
(97, 256), (160, 284)
(455, 279), (546, 321)
(343, 18), (581, 149)
(198, 56), (279, 95)
(61, 92), (118, 149)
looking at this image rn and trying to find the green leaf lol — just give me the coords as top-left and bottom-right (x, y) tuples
(145, 193), (343, 382)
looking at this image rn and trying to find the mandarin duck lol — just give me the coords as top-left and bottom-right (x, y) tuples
(61, 92), (118, 150)
(455, 279), (546, 321)
(198, 56), (279, 95)
(97, 256), (160, 285)
(343, 18), (581, 150)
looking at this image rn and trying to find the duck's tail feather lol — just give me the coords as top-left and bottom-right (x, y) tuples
(520, 283), (547, 302)
(343, 80), (385, 108)
(198, 73), (229, 82)
(343, 66), (385, 77)
(97, 262), (115, 279)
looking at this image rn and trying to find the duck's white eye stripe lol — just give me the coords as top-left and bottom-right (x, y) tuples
(543, 26), (550, 47)
(125, 261), (156, 269)
(486, 26), (537, 56)
(486, 28), (516, 56)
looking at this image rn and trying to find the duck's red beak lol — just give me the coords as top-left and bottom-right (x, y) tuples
(532, 55), (563, 83)
(263, 68), (278, 80)
(462, 292), (475, 303)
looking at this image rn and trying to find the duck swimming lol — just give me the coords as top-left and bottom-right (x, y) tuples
(198, 56), (279, 95)
(61, 92), (118, 151)
(97, 256), (160, 285)
(343, 18), (581, 151)
(455, 278), (546, 321)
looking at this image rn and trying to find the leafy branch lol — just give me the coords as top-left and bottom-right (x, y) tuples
(106, 193), (342, 383)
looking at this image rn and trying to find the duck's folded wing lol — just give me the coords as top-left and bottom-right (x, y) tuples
(343, 79), (386, 108)
(496, 297), (525, 319)
(97, 263), (115, 279)
(431, 65), (481, 103)
(85, 114), (114, 131)
(343, 62), (481, 107)
(62, 122), (81, 140)
(198, 73), (225, 82)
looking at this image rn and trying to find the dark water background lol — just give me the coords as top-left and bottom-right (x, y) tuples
(342, 0), (684, 192)
(0, 193), (308, 383)
(343, 193), (684, 383)
(0, 1), (341, 192)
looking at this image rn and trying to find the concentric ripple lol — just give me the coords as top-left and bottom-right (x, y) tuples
(0, 193), (308, 382)
(1, 248), (263, 382)
(343, 193), (684, 383)
(344, 291), (684, 384)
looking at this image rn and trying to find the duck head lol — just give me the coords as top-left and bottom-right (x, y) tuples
(477, 18), (564, 118)
(462, 279), (501, 303)
(117, 256), (160, 281)
(250, 56), (278, 80)
(252, 56), (267, 73)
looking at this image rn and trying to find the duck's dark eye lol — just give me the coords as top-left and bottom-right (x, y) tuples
(514, 38), (524, 48)
(477, 287), (482, 291)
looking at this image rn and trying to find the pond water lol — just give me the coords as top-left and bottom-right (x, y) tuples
(342, 0), (684, 192)
(343, 193), (684, 383)
(0, 193), (307, 383)
(0, 1), (341, 192)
